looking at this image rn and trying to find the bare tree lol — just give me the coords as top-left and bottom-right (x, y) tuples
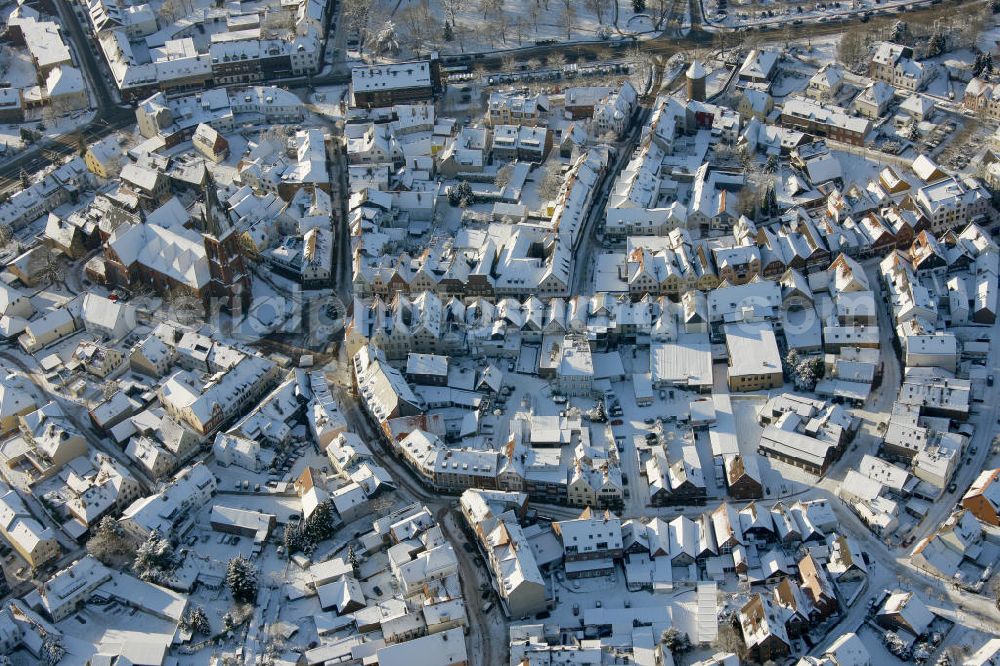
(471, 23), (491, 50)
(737, 187), (757, 218)
(157, 0), (182, 24)
(496, 12), (510, 46)
(501, 54), (518, 73)
(166, 288), (206, 325)
(441, 0), (466, 25)
(454, 20), (472, 52)
(837, 29), (870, 72)
(650, 0), (671, 29)
(712, 622), (746, 659)
(585, 0), (607, 25)
(0, 46), (11, 80)
(479, 0), (504, 19)
(528, 4), (541, 34)
(101, 382), (119, 401)
(37, 250), (67, 287)
(494, 162), (516, 188)
(625, 44), (653, 93)
(513, 16), (525, 45)
(548, 51), (566, 72)
(400, 1), (435, 51)
(954, 10), (986, 50)
(560, 2), (576, 39)
(537, 162), (564, 201)
(344, 0), (373, 41)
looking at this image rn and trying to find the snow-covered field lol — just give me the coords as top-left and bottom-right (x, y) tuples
(356, 0), (678, 58)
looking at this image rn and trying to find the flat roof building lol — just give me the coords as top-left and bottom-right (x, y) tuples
(724, 322), (783, 392)
(351, 58), (438, 108)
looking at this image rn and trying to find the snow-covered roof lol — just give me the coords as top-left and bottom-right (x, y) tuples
(109, 222), (209, 290)
(687, 60), (707, 80)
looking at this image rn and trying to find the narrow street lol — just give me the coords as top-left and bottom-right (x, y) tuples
(570, 105), (652, 297)
(904, 336), (1000, 549)
(436, 507), (504, 666)
(329, 124), (354, 307)
(819, 260), (902, 486)
(333, 386), (508, 666)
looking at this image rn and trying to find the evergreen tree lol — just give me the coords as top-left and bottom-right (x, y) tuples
(183, 605), (211, 635)
(444, 20), (454, 41)
(974, 51), (994, 76)
(226, 555), (258, 603)
(889, 20), (909, 44)
(448, 181), (476, 207)
(283, 522), (304, 554)
(348, 545), (361, 576)
(660, 628), (693, 654)
(786, 349), (824, 391)
(305, 500), (335, 544)
(133, 529), (174, 583)
(926, 33), (946, 58)
(632, 0), (645, 12)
